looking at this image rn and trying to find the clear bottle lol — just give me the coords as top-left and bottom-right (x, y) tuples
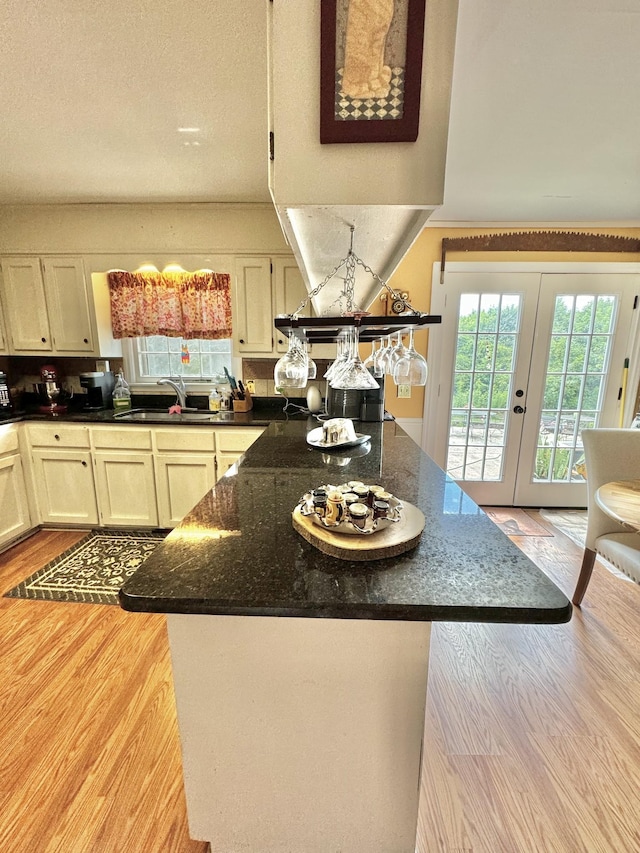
(208, 387), (221, 412)
(112, 370), (132, 412)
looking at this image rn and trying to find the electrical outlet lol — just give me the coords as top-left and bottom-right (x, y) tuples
(245, 379), (256, 394)
(397, 384), (411, 398)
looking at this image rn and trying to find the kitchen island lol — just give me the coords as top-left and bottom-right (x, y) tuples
(120, 419), (571, 853)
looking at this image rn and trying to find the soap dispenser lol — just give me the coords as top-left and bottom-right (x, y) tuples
(112, 370), (132, 412)
(208, 387), (221, 412)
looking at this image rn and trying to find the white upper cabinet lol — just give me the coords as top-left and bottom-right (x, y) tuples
(273, 258), (310, 352)
(1, 258), (51, 351)
(41, 258), (94, 352)
(234, 257), (275, 355)
(0, 256), (94, 354)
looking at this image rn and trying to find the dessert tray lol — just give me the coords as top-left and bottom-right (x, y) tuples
(292, 482), (426, 561)
(297, 484), (402, 535)
(306, 427), (371, 451)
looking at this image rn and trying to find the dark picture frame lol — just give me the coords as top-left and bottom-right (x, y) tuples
(320, 0), (426, 144)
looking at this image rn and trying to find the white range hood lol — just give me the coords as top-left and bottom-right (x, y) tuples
(267, 0), (459, 313)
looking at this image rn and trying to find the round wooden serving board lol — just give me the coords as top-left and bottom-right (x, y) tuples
(292, 501), (425, 561)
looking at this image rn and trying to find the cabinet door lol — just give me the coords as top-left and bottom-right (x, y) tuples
(42, 257), (94, 353)
(94, 452), (158, 527)
(155, 454), (217, 528)
(216, 452), (242, 478)
(0, 257), (52, 351)
(234, 257), (274, 354)
(0, 454), (32, 547)
(30, 449), (98, 525)
(0, 283), (7, 353)
(273, 258), (310, 353)
(215, 427), (265, 453)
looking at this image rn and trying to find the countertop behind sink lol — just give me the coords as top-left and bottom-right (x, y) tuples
(0, 396), (313, 428)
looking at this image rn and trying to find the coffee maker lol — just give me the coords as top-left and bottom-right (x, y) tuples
(325, 372), (385, 422)
(37, 365), (67, 415)
(80, 371), (116, 410)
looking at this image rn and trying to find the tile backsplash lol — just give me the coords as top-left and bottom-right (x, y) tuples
(241, 358), (331, 398)
(4, 355), (328, 406)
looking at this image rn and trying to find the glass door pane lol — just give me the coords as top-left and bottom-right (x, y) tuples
(515, 274), (637, 507)
(533, 294), (613, 484)
(446, 293), (521, 483)
(430, 271), (540, 505)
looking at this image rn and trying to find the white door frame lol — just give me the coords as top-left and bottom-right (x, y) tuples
(423, 259), (640, 456)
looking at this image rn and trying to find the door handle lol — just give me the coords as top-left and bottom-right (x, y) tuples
(513, 405), (526, 414)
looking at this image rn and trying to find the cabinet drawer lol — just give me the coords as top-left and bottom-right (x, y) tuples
(215, 427), (264, 453)
(0, 423), (19, 455)
(91, 426), (153, 450)
(154, 427), (216, 453)
(28, 423), (91, 448)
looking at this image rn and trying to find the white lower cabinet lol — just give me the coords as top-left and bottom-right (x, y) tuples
(30, 449), (97, 524)
(153, 428), (217, 528)
(91, 427), (158, 527)
(216, 427), (264, 479)
(24, 422), (265, 533)
(27, 423), (98, 525)
(0, 425), (32, 547)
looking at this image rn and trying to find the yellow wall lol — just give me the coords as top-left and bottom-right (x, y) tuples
(386, 226), (640, 419)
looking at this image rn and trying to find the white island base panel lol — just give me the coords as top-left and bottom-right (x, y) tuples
(167, 614), (431, 853)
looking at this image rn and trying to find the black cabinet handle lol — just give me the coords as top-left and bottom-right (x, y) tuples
(81, 460), (87, 466)
(41, 337), (46, 343)
(83, 338), (88, 344)
(239, 338), (245, 344)
(54, 434), (60, 440)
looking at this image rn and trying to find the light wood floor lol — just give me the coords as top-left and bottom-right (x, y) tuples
(0, 518), (639, 852)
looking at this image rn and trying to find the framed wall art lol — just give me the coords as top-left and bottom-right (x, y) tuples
(320, 0), (427, 144)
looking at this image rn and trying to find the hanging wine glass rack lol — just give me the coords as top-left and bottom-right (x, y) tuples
(273, 313), (442, 345)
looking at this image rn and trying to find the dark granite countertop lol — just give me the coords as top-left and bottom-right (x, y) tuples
(0, 397), (299, 428)
(119, 420), (572, 624)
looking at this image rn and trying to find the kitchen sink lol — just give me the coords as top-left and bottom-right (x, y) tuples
(114, 408), (220, 422)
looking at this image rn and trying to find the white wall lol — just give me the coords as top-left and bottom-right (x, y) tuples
(0, 203), (290, 257)
(269, 0), (458, 207)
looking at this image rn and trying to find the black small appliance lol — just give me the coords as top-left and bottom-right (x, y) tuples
(0, 372), (13, 415)
(80, 371), (116, 410)
(325, 372), (385, 422)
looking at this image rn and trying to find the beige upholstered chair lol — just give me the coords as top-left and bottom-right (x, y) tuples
(573, 428), (640, 606)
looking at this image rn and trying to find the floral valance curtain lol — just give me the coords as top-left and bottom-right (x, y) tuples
(107, 270), (232, 340)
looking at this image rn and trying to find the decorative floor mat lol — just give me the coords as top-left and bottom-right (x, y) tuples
(539, 509), (588, 549)
(483, 507), (553, 537)
(4, 530), (166, 605)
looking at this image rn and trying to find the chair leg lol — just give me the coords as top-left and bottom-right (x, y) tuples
(572, 548), (597, 606)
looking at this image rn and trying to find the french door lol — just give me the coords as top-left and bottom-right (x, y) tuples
(426, 267), (638, 507)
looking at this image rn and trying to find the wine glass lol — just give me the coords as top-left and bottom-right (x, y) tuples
(363, 339), (384, 378)
(274, 332), (308, 390)
(330, 326), (379, 390)
(324, 331), (350, 383)
(375, 335), (393, 376)
(388, 332), (408, 374)
(392, 328), (428, 386)
(305, 343), (317, 380)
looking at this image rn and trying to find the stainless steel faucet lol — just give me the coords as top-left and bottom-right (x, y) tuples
(157, 377), (187, 408)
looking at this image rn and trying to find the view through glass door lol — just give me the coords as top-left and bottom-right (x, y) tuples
(427, 268), (638, 507)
